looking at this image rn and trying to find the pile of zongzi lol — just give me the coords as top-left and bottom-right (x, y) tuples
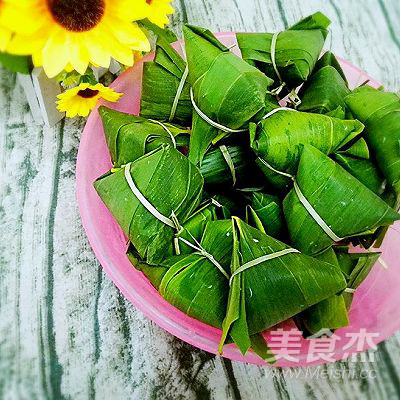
(93, 12), (400, 362)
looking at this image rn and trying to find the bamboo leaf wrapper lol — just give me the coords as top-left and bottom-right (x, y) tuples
(237, 12), (330, 90)
(94, 145), (204, 264)
(298, 65), (350, 114)
(246, 192), (286, 239)
(183, 24), (278, 165)
(220, 218), (347, 355)
(250, 110), (364, 188)
(140, 38), (192, 125)
(283, 145), (400, 255)
(99, 106), (189, 167)
(199, 144), (262, 188)
(345, 86), (400, 200)
(159, 219), (234, 328)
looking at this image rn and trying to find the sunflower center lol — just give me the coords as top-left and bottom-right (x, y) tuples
(146, 0), (152, 4)
(78, 88), (99, 98)
(47, 0), (105, 32)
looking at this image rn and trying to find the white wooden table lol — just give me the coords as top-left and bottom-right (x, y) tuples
(1, 1), (400, 399)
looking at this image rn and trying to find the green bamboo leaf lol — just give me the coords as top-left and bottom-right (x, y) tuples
(250, 334), (276, 364)
(94, 145), (204, 264)
(336, 250), (381, 309)
(283, 145), (400, 255)
(140, 38), (192, 125)
(236, 12), (330, 89)
(175, 200), (219, 255)
(221, 218), (347, 354)
(336, 250), (356, 277)
(199, 144), (262, 188)
(371, 188), (399, 248)
(314, 51), (347, 83)
(127, 201), (227, 283)
(213, 193), (246, 219)
(336, 138), (370, 159)
(159, 220), (234, 328)
(298, 66), (350, 114)
(345, 86), (400, 200)
(333, 137), (384, 196)
(127, 245), (168, 289)
(138, 18), (178, 43)
(333, 154), (384, 195)
(183, 24), (277, 165)
(296, 294), (348, 336)
(246, 206), (266, 234)
(220, 218), (249, 353)
(99, 106), (189, 167)
(248, 192), (286, 239)
(250, 111), (364, 188)
(294, 248), (349, 336)
(289, 12), (331, 35)
(326, 106), (346, 119)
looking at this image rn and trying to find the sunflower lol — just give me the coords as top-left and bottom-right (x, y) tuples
(0, 0), (36, 51)
(144, 0), (175, 27)
(57, 82), (122, 117)
(7, 0), (152, 78)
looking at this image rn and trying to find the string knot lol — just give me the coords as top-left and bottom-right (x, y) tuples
(148, 119), (177, 148)
(269, 32), (301, 107)
(171, 211), (183, 233)
(269, 81), (286, 96)
(288, 89), (302, 108)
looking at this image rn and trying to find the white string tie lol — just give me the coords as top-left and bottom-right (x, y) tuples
(229, 248), (300, 285)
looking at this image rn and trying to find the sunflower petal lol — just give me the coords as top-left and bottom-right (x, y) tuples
(104, 28), (136, 66)
(108, 0), (149, 22)
(100, 88), (123, 102)
(106, 18), (148, 47)
(32, 51), (43, 67)
(0, 26), (11, 52)
(7, 26), (49, 55)
(42, 30), (70, 77)
(147, 0), (174, 27)
(69, 35), (91, 75)
(85, 31), (111, 68)
(1, 2), (47, 35)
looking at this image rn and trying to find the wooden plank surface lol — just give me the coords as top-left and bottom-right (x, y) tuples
(1, 0), (400, 399)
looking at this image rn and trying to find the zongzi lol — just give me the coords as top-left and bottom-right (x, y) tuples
(94, 145), (204, 264)
(99, 106), (189, 167)
(283, 145), (400, 255)
(298, 63), (350, 114)
(345, 86), (400, 200)
(183, 24), (278, 165)
(140, 37), (192, 125)
(294, 248), (349, 336)
(237, 12), (331, 93)
(250, 109), (364, 188)
(220, 218), (347, 355)
(160, 219), (233, 328)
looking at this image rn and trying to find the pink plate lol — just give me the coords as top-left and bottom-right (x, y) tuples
(76, 33), (400, 367)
